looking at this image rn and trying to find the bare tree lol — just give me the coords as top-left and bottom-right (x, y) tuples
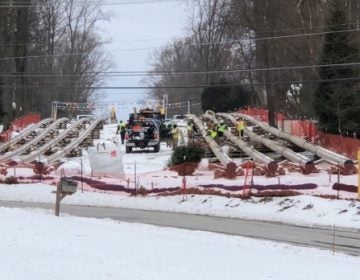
(146, 0), (231, 116)
(226, 0), (331, 124)
(0, 0), (110, 123)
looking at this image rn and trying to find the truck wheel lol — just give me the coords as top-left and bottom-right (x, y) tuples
(126, 146), (132, 153)
(154, 143), (160, 153)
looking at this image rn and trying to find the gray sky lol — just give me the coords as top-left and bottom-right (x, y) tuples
(98, 0), (188, 120)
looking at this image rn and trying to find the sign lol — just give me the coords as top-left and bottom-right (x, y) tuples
(8, 160), (17, 167)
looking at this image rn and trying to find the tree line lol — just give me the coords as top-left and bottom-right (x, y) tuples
(0, 0), (108, 128)
(146, 0), (360, 136)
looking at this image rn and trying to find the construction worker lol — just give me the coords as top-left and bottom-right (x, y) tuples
(216, 121), (227, 137)
(236, 119), (246, 138)
(171, 124), (180, 150)
(207, 128), (217, 140)
(116, 120), (127, 144)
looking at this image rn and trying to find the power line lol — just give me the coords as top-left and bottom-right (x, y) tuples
(0, 0), (182, 8)
(0, 27), (358, 61)
(0, 61), (359, 77)
(0, 76), (359, 90)
(0, 47), (156, 61)
(255, 28), (360, 41)
(187, 28), (360, 46)
(231, 22), (358, 35)
(1, 22), (358, 47)
(2, 20), (358, 47)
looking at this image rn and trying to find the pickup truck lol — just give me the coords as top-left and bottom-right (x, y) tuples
(125, 118), (160, 153)
(172, 114), (189, 126)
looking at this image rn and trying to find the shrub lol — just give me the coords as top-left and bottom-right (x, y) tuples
(168, 144), (205, 176)
(169, 144), (205, 167)
(4, 176), (18, 184)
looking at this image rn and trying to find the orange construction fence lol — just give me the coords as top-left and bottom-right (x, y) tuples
(0, 113), (41, 142)
(240, 107), (269, 123)
(239, 107), (286, 126)
(287, 120), (318, 139)
(316, 132), (360, 159)
(239, 107), (359, 159)
(10, 113), (41, 131)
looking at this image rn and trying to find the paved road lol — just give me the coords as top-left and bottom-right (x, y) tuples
(1, 200), (360, 256)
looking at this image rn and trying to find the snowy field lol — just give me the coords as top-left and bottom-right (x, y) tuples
(0, 207), (359, 280)
(1, 183), (360, 230)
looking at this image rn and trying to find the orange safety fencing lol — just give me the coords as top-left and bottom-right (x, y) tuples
(287, 120), (318, 139)
(0, 130), (13, 143)
(10, 113), (41, 131)
(239, 107), (286, 126)
(239, 107), (269, 123)
(239, 107), (359, 159)
(0, 113), (41, 142)
(316, 132), (360, 159)
(285, 120), (359, 159)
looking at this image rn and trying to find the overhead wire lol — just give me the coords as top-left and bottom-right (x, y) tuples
(0, 76), (359, 90)
(228, 22), (359, 35)
(1, 1), (359, 93)
(0, 61), (359, 77)
(0, 27), (358, 60)
(0, 21), (358, 47)
(0, 0), (183, 8)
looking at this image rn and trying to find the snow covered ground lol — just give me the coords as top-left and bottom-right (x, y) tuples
(1, 123), (360, 279)
(0, 207), (359, 280)
(1, 123), (359, 230)
(1, 183), (360, 230)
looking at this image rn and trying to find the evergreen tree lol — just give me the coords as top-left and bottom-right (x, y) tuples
(314, 0), (360, 136)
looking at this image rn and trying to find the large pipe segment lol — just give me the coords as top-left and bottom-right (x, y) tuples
(45, 119), (102, 164)
(234, 112), (354, 170)
(0, 118), (68, 162)
(203, 113), (278, 173)
(218, 113), (314, 173)
(190, 114), (237, 175)
(0, 118), (53, 153)
(21, 118), (91, 163)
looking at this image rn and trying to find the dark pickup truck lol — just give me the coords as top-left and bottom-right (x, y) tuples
(125, 118), (160, 153)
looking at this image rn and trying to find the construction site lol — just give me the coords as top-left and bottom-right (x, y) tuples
(0, 108), (359, 257)
(0, 107), (358, 198)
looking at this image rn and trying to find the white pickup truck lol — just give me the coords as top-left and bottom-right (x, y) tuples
(172, 114), (188, 126)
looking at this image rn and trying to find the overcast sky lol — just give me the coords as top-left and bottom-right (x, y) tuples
(97, 0), (188, 119)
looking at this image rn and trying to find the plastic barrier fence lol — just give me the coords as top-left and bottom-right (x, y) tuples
(0, 113), (41, 142)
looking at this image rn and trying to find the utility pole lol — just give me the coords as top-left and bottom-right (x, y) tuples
(164, 94), (168, 119)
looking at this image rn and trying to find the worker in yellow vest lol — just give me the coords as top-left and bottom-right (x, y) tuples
(236, 119), (245, 138)
(207, 128), (217, 140)
(171, 125), (180, 150)
(216, 121), (227, 137)
(116, 120), (127, 144)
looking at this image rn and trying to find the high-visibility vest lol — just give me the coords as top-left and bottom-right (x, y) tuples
(218, 123), (227, 133)
(236, 121), (245, 131)
(118, 122), (126, 132)
(207, 129), (217, 139)
(172, 127), (180, 138)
